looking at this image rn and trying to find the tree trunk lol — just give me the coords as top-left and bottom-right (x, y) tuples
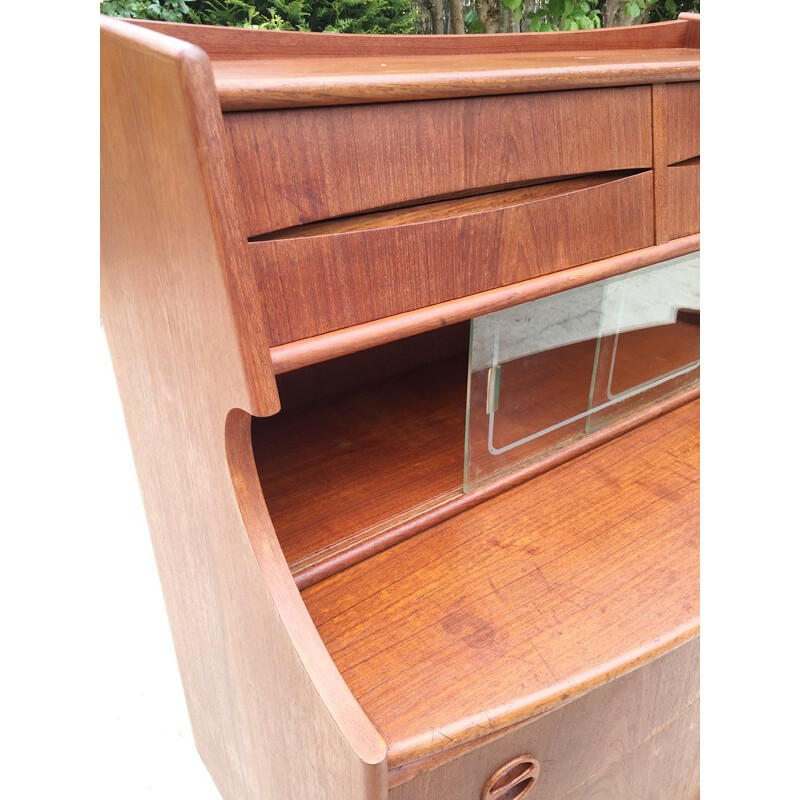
(449, 0), (465, 34)
(415, 0), (433, 33)
(476, 0), (503, 32)
(603, 0), (653, 26)
(522, 0), (537, 31)
(432, 0), (444, 34)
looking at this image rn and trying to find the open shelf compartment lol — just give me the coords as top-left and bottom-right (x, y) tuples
(251, 324), (470, 579)
(251, 253), (699, 587)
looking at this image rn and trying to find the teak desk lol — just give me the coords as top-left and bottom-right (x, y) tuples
(101, 13), (700, 800)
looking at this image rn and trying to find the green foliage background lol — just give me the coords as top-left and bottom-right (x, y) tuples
(527, 1), (699, 32)
(466, 0), (700, 34)
(99, 0), (419, 32)
(100, 0), (698, 33)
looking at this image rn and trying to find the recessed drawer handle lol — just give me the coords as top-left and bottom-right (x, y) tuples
(482, 755), (540, 800)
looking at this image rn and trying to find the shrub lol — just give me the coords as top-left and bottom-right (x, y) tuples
(100, 0), (419, 33)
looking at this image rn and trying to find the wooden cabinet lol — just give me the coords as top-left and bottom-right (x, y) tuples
(100, 13), (700, 800)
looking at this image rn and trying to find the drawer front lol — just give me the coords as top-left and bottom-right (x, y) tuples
(250, 171), (654, 345)
(559, 702), (699, 800)
(226, 86), (653, 238)
(666, 82), (700, 165)
(389, 637), (699, 800)
(668, 162), (700, 240)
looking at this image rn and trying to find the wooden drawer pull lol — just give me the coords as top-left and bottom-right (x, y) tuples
(482, 756), (540, 800)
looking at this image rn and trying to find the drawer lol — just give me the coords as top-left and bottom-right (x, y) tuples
(666, 82), (700, 164)
(557, 702), (699, 800)
(250, 170), (654, 345)
(225, 86), (653, 238)
(667, 161), (700, 240)
(389, 637), (699, 800)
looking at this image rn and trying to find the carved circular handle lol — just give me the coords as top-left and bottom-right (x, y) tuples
(481, 755), (540, 800)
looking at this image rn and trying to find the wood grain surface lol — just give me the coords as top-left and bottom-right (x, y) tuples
(666, 81), (700, 164)
(559, 701), (699, 800)
(654, 81), (699, 244)
(680, 12), (701, 50)
(668, 161), (700, 240)
(274, 322), (470, 410)
(269, 236), (700, 374)
(226, 87), (653, 236)
(255, 171), (639, 241)
(389, 638), (699, 793)
(301, 399), (700, 769)
(210, 49), (699, 110)
(98, 26), (281, 417)
(101, 17), (386, 800)
(250, 171), (654, 344)
(651, 83), (669, 245)
(130, 17), (694, 60)
(103, 17), (281, 417)
(253, 356), (466, 570)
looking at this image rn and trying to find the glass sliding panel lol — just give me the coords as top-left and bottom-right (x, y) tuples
(464, 252), (700, 492)
(587, 253), (700, 431)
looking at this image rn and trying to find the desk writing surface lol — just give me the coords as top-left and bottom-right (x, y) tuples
(302, 400), (700, 768)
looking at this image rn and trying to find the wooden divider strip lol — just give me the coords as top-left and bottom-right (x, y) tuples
(652, 83), (670, 245)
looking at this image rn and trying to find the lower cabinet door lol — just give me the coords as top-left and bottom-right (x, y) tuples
(389, 637), (699, 800)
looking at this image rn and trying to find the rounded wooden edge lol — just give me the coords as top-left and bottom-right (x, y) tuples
(224, 407), (388, 766)
(215, 65), (700, 112)
(482, 755), (540, 800)
(390, 621), (699, 770)
(100, 13), (206, 61)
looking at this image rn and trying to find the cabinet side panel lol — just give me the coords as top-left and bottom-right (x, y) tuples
(100, 18), (386, 800)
